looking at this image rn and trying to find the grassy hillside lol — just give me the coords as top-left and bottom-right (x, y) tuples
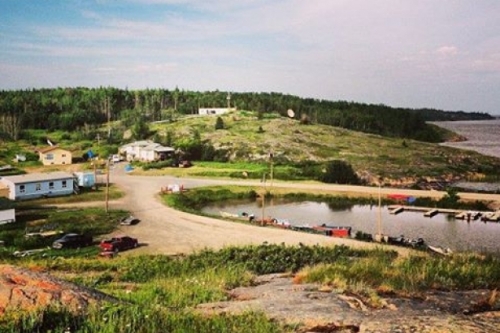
(152, 111), (500, 184)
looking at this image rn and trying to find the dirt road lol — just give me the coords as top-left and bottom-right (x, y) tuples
(107, 165), (500, 256)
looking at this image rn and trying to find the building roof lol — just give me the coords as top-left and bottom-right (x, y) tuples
(121, 141), (174, 153)
(0, 172), (74, 184)
(38, 146), (70, 154)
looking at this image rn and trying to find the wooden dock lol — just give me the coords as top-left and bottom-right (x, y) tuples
(389, 206), (404, 215)
(481, 211), (500, 222)
(424, 209), (439, 218)
(387, 205), (500, 222)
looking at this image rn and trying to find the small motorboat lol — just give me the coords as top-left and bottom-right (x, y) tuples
(427, 245), (453, 256)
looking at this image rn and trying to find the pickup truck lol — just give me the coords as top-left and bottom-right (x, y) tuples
(99, 235), (138, 252)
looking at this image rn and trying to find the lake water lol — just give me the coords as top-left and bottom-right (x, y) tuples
(203, 200), (500, 254)
(431, 119), (500, 158)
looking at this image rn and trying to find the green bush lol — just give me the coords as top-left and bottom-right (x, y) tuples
(319, 160), (360, 184)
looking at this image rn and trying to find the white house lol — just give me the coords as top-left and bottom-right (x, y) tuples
(0, 209), (15, 225)
(0, 172), (75, 200)
(198, 108), (232, 116)
(119, 141), (175, 162)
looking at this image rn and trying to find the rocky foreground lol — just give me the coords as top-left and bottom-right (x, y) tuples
(198, 274), (500, 333)
(0, 265), (118, 315)
(1, 265), (499, 332)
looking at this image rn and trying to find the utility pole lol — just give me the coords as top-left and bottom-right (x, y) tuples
(105, 158), (110, 213)
(376, 177), (383, 242)
(269, 152), (274, 188)
(107, 96), (111, 140)
(261, 173), (266, 226)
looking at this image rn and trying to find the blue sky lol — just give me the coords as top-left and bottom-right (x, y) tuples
(1, 0), (500, 114)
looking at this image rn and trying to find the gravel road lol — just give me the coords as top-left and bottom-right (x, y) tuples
(107, 165), (500, 256)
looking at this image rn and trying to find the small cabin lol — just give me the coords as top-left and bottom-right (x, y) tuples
(38, 146), (72, 166)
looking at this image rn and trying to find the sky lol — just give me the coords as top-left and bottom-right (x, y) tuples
(1, 0), (500, 115)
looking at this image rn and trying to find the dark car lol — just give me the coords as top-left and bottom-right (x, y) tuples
(52, 233), (93, 249)
(99, 235), (139, 252)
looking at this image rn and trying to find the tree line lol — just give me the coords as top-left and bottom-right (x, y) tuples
(0, 87), (492, 142)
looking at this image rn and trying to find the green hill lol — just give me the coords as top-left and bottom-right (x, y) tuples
(151, 111), (500, 184)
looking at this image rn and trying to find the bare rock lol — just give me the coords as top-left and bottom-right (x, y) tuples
(0, 264), (118, 315)
(196, 274), (500, 333)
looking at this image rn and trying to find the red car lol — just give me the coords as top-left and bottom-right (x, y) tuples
(99, 235), (138, 252)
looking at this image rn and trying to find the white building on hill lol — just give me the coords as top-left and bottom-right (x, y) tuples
(119, 140), (175, 162)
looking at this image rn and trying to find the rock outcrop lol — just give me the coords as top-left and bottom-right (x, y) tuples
(0, 265), (117, 315)
(197, 274), (500, 333)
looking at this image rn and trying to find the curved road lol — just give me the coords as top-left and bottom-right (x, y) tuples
(107, 165), (500, 256)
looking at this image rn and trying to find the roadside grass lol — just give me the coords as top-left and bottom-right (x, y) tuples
(132, 160), (307, 180)
(0, 207), (127, 254)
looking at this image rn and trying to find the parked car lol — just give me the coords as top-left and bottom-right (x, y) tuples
(99, 235), (139, 252)
(52, 233), (93, 249)
(120, 215), (140, 226)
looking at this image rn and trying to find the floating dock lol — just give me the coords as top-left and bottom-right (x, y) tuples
(424, 209), (439, 218)
(389, 206), (404, 215)
(387, 205), (500, 222)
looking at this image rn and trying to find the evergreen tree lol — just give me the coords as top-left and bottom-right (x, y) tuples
(215, 116), (224, 130)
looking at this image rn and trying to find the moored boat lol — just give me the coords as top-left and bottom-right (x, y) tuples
(313, 224), (352, 237)
(427, 245), (453, 256)
(220, 211), (255, 221)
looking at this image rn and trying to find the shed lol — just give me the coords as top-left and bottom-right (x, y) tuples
(74, 172), (96, 188)
(198, 107), (233, 116)
(0, 209), (15, 225)
(0, 172), (75, 200)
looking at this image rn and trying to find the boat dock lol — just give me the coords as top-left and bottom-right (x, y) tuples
(387, 205), (500, 222)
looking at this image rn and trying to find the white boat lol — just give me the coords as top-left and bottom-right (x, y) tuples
(427, 245), (453, 256)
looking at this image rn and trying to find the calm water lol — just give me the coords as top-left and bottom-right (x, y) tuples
(432, 119), (500, 158)
(203, 200), (500, 254)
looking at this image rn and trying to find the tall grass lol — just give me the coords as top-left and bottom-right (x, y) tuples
(297, 252), (500, 297)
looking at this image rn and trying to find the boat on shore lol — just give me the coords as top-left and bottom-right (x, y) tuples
(373, 234), (426, 248)
(220, 211), (255, 221)
(427, 245), (453, 256)
(312, 224), (352, 237)
(270, 218), (292, 229)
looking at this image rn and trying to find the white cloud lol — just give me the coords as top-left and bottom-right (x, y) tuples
(435, 45), (458, 57)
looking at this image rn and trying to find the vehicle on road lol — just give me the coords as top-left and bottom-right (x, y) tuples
(99, 235), (139, 252)
(52, 233), (93, 249)
(120, 215), (140, 226)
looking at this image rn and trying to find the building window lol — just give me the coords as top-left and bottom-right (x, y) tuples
(62, 154), (66, 157)
(49, 182), (54, 189)
(35, 183), (41, 191)
(20, 185), (25, 193)
(46, 153), (54, 160)
(62, 180), (67, 188)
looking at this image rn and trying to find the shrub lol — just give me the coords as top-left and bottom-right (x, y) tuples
(319, 160), (360, 184)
